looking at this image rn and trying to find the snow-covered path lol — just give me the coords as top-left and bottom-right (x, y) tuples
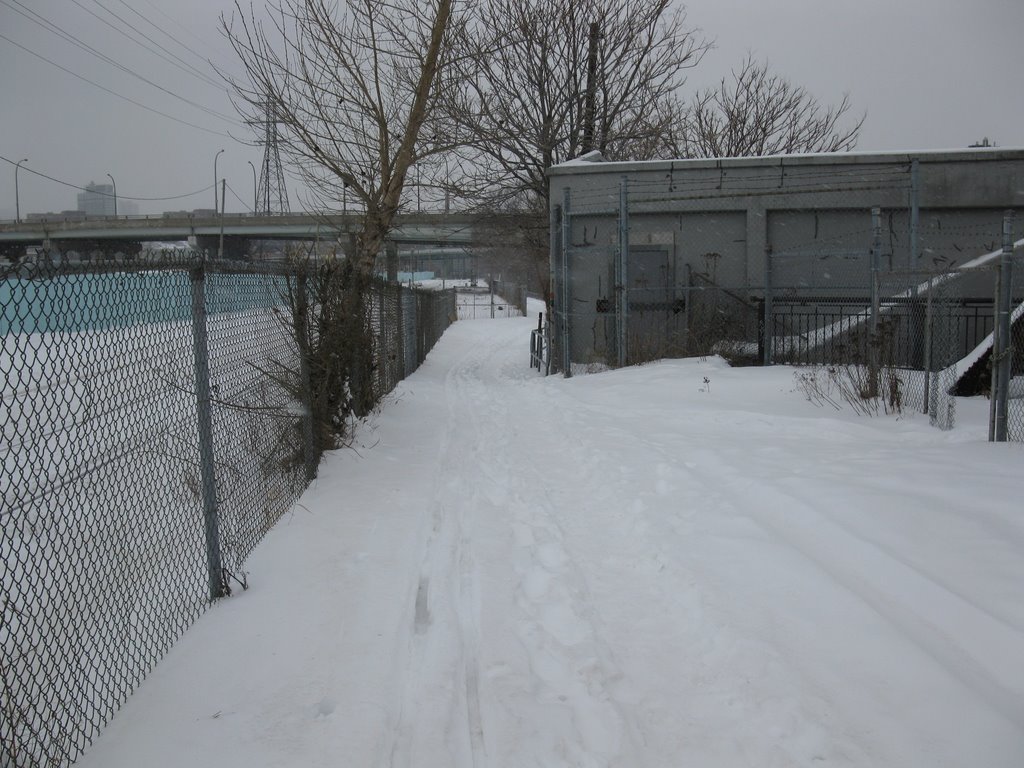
(78, 313), (1024, 768)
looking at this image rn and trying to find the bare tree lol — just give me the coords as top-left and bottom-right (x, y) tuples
(430, 0), (705, 299)
(669, 55), (864, 158)
(221, 0), (457, 275)
(220, 0), (458, 435)
(448, 0), (708, 207)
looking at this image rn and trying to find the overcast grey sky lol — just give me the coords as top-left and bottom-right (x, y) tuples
(2, 0), (1023, 217)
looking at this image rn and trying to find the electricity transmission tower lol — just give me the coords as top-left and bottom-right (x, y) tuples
(253, 99), (289, 214)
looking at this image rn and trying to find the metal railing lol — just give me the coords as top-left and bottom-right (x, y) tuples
(530, 312), (550, 373)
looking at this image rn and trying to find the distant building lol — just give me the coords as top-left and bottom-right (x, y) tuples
(77, 182), (115, 217)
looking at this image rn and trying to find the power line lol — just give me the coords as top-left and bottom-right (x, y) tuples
(225, 181), (254, 213)
(0, 31), (232, 138)
(137, 0), (241, 80)
(113, 0), (231, 82)
(82, 0), (226, 91)
(1, 0), (239, 125)
(0, 154), (215, 202)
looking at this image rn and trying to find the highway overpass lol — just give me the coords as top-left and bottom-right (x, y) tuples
(0, 211), (482, 249)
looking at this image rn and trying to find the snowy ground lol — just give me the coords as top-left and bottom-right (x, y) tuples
(76, 303), (1024, 768)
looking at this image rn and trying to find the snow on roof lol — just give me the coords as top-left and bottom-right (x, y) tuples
(547, 146), (1024, 176)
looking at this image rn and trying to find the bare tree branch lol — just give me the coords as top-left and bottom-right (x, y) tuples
(668, 54), (865, 159)
(220, 0), (458, 274)
(443, 0), (708, 208)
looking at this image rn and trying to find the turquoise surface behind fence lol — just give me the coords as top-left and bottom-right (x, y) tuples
(0, 271), (287, 335)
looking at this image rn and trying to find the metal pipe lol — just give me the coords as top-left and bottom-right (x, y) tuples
(617, 176), (629, 367)
(909, 158), (920, 275)
(561, 187), (572, 377)
(189, 261), (226, 599)
(993, 212), (1014, 441)
(869, 207), (882, 398)
(218, 179), (226, 258)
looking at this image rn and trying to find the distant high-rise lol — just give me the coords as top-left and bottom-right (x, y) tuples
(77, 182), (115, 216)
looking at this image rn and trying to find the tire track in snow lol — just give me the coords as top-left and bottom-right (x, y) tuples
(384, 339), (488, 768)
(728, 479), (1024, 729)
(451, 324), (651, 766)
(552, 394), (1024, 741)
(624, 426), (1024, 734)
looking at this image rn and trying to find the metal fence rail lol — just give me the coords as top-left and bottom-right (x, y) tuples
(0, 250), (455, 767)
(1008, 253), (1024, 441)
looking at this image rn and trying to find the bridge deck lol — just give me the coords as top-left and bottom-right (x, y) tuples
(0, 212), (481, 245)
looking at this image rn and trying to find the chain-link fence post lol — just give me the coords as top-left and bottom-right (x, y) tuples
(561, 186), (572, 377)
(617, 176), (629, 367)
(909, 159), (920, 275)
(397, 283), (406, 378)
(762, 245), (774, 366)
(993, 211), (1014, 441)
(188, 258), (226, 600)
(923, 273), (934, 415)
(547, 195), (559, 375)
(294, 270), (318, 480)
(868, 207), (882, 398)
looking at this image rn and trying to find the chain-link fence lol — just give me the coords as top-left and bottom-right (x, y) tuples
(550, 164), (1023, 439)
(456, 280), (527, 320)
(1, 249), (455, 767)
(988, 243), (1024, 442)
(489, 279), (527, 317)
(1008, 252), (1024, 441)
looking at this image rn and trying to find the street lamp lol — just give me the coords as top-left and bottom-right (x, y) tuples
(106, 173), (117, 217)
(247, 160), (257, 214)
(15, 158), (28, 223)
(213, 149), (224, 213)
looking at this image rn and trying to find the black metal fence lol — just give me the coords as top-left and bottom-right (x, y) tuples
(0, 250), (455, 767)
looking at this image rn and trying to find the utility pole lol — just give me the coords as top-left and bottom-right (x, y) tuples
(581, 21), (602, 154)
(218, 179), (226, 258)
(213, 149), (224, 213)
(247, 161), (257, 213)
(106, 173), (117, 217)
(15, 158), (28, 223)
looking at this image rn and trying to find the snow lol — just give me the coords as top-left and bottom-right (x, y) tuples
(75, 303), (1024, 768)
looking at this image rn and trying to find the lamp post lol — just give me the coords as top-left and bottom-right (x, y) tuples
(247, 160), (257, 214)
(106, 173), (117, 217)
(213, 149), (224, 213)
(15, 158), (28, 223)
